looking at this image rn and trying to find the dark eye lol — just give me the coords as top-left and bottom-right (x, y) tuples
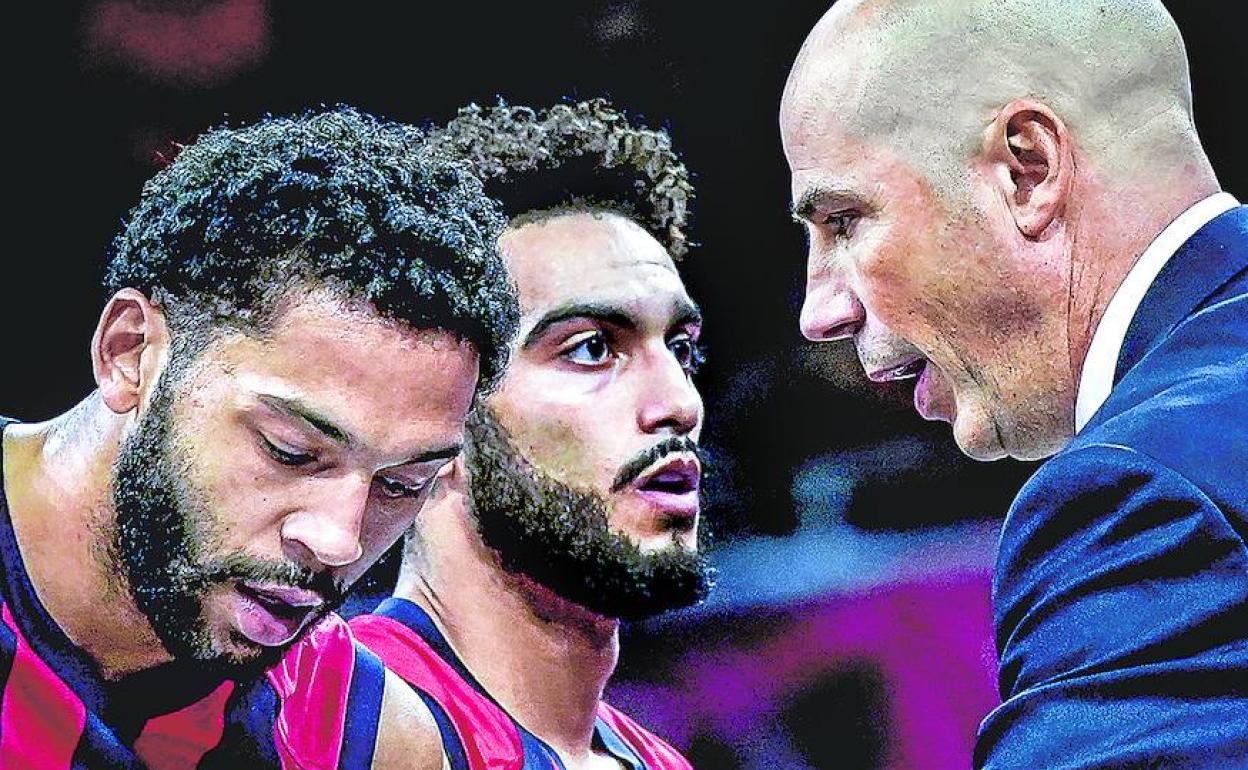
(821, 211), (858, 238)
(376, 475), (430, 500)
(262, 436), (316, 467)
(668, 335), (706, 375)
(563, 332), (612, 366)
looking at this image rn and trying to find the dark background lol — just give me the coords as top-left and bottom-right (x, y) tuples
(3, 0), (1243, 539)
(2, 3), (1244, 767)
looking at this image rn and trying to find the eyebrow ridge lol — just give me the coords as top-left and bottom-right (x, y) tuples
(522, 299), (703, 349)
(259, 394), (353, 446)
(258, 393), (463, 466)
(404, 443), (464, 465)
(791, 185), (859, 223)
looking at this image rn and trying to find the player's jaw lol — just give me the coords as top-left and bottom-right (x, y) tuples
(464, 407), (712, 621)
(111, 377), (345, 671)
(127, 541), (347, 670)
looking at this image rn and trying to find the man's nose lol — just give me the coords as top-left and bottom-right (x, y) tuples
(637, 348), (702, 436)
(800, 262), (866, 342)
(280, 473), (371, 570)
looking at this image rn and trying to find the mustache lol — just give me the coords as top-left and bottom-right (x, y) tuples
(610, 436), (703, 493)
(196, 556), (347, 606)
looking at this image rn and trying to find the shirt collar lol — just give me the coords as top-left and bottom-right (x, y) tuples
(1074, 191), (1240, 432)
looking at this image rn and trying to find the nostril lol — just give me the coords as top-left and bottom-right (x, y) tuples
(824, 319), (861, 342)
(801, 289), (865, 342)
(801, 315), (858, 342)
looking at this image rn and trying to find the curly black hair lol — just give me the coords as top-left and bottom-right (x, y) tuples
(422, 98), (696, 258)
(105, 106), (519, 393)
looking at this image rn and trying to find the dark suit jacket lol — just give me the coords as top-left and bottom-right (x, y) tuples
(975, 206), (1248, 769)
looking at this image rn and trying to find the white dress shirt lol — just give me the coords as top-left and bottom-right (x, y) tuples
(1074, 191), (1241, 433)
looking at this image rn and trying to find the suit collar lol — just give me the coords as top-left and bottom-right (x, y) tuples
(1115, 203), (1247, 382)
(1074, 193), (1240, 432)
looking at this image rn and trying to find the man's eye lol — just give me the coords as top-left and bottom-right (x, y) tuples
(668, 336), (707, 375)
(376, 476), (429, 500)
(262, 437), (316, 467)
(562, 332), (612, 366)
(820, 211), (858, 238)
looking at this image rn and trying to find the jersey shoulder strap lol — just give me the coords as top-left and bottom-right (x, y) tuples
(597, 703), (693, 770)
(351, 604), (526, 770)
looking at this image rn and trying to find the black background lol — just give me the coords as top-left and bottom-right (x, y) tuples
(3, 0), (1244, 539)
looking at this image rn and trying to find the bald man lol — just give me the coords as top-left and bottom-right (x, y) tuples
(781, 1), (1245, 768)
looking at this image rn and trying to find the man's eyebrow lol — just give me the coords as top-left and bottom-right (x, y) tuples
(522, 297), (704, 348)
(522, 302), (639, 348)
(672, 297), (703, 330)
(258, 393), (463, 464)
(403, 443), (463, 465)
(791, 186), (860, 223)
(258, 394), (354, 446)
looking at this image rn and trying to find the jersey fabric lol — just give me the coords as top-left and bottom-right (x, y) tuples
(350, 597), (692, 770)
(0, 417), (384, 770)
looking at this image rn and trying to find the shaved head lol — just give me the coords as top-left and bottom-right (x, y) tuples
(781, 0), (1222, 460)
(783, 0), (1204, 199)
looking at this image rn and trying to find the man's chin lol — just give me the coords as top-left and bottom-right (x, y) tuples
(640, 532), (699, 556)
(952, 412), (1009, 462)
(192, 630), (291, 676)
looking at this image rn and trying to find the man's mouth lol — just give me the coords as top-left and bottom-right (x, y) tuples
(632, 455), (701, 520)
(913, 359), (939, 421)
(866, 355), (952, 422)
(231, 581), (326, 648)
(866, 356), (927, 383)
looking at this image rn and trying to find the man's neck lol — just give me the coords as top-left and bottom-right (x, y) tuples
(1065, 174), (1223, 403)
(394, 498), (621, 768)
(3, 394), (172, 679)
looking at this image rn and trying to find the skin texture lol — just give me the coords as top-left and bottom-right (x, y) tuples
(781, 0), (1221, 461)
(395, 211), (704, 770)
(372, 669), (453, 770)
(487, 212), (703, 552)
(3, 287), (480, 679)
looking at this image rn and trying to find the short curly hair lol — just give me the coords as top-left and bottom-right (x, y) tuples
(422, 98), (696, 258)
(105, 106), (519, 393)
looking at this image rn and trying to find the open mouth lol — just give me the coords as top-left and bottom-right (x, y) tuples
(632, 455), (701, 519)
(867, 356), (927, 383)
(232, 582), (325, 648)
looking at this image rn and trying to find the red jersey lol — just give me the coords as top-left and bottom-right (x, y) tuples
(350, 597), (693, 770)
(0, 417), (384, 770)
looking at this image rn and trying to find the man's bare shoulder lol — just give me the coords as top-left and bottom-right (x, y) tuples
(371, 668), (448, 770)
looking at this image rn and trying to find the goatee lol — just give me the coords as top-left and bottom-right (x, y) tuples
(463, 407), (714, 622)
(110, 367), (343, 674)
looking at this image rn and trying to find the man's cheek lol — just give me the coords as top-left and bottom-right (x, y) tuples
(513, 418), (599, 488)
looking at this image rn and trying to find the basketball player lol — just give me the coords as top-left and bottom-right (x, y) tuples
(0, 106), (517, 768)
(351, 99), (710, 770)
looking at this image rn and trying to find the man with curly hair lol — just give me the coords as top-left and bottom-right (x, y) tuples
(348, 99), (706, 770)
(0, 106), (518, 768)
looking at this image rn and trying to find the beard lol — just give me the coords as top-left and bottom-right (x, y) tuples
(463, 407), (714, 622)
(110, 367), (344, 675)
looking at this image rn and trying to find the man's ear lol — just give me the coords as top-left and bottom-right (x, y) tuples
(90, 289), (170, 414)
(982, 99), (1073, 238)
